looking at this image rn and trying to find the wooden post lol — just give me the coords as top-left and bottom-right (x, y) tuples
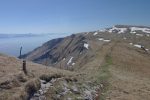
(19, 46), (27, 74)
(23, 60), (27, 74)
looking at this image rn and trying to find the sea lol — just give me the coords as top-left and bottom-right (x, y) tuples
(0, 33), (71, 57)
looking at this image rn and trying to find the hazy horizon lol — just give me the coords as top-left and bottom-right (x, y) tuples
(0, 33), (72, 56)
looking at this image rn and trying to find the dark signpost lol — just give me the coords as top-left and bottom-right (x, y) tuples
(19, 47), (27, 74)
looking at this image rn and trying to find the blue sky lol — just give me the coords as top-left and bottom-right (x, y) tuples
(0, 0), (150, 33)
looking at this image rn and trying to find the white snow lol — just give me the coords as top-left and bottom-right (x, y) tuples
(67, 57), (74, 65)
(134, 44), (142, 48)
(147, 34), (150, 37)
(84, 43), (89, 49)
(108, 26), (127, 33)
(136, 34), (143, 37)
(130, 43), (148, 50)
(108, 28), (114, 33)
(146, 49), (149, 51)
(98, 38), (111, 42)
(98, 38), (104, 41)
(103, 40), (111, 42)
(130, 31), (136, 34)
(130, 27), (150, 34)
(72, 63), (75, 66)
(107, 26), (150, 34)
(129, 43), (133, 45)
(93, 32), (98, 36)
(99, 29), (106, 32)
(123, 37), (127, 40)
(118, 28), (128, 34)
(63, 58), (66, 60)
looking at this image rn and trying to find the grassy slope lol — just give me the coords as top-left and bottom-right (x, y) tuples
(106, 42), (150, 100)
(75, 39), (150, 100)
(0, 54), (75, 100)
(1, 31), (150, 100)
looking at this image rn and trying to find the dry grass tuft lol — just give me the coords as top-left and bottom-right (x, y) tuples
(24, 79), (41, 99)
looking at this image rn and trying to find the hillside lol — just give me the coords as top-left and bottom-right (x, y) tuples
(23, 25), (150, 100)
(1, 25), (150, 100)
(0, 54), (76, 100)
(23, 25), (150, 70)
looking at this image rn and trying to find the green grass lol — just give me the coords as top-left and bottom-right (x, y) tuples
(96, 54), (112, 82)
(96, 54), (112, 100)
(105, 54), (113, 65)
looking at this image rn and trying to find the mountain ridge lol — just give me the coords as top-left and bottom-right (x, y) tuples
(1, 25), (150, 100)
(23, 25), (150, 69)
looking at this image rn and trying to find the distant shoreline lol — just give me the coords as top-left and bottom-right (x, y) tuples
(0, 33), (71, 57)
(0, 33), (70, 39)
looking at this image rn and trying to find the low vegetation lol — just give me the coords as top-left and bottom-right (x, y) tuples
(97, 54), (112, 100)
(1, 25), (150, 100)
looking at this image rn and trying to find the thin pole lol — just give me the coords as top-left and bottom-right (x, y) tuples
(19, 46), (22, 59)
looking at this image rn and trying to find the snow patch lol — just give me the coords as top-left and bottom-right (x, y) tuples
(103, 40), (111, 42)
(134, 44), (142, 48)
(99, 29), (106, 32)
(130, 43), (148, 51)
(67, 57), (74, 65)
(130, 31), (136, 34)
(93, 32), (98, 36)
(63, 58), (66, 61)
(84, 43), (89, 49)
(130, 27), (150, 34)
(72, 63), (75, 66)
(146, 49), (149, 51)
(136, 34), (143, 36)
(123, 37), (127, 40)
(98, 38), (111, 42)
(108, 26), (127, 33)
(98, 38), (104, 41)
(129, 43), (133, 45)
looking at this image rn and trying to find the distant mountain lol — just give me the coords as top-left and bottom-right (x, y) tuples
(23, 25), (150, 69)
(0, 33), (52, 38)
(22, 33), (89, 68)
(106, 25), (150, 34)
